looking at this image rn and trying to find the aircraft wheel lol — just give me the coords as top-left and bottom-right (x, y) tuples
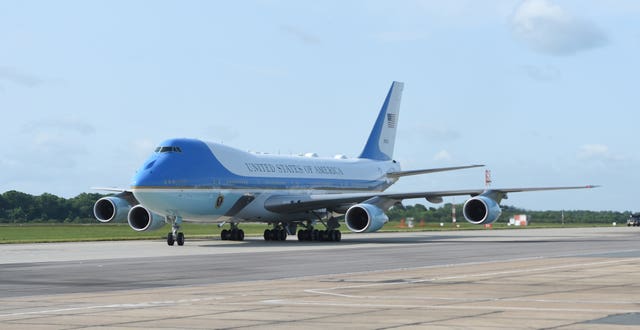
(278, 229), (286, 241)
(238, 229), (245, 241)
(297, 230), (304, 241)
(167, 233), (175, 246)
(221, 229), (229, 240)
(264, 229), (271, 241)
(329, 230), (341, 242)
(177, 232), (185, 246)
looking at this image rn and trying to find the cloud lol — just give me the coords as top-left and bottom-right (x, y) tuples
(511, 0), (609, 56)
(280, 25), (321, 45)
(521, 64), (561, 82)
(0, 66), (44, 87)
(5, 118), (97, 171)
(434, 150), (453, 161)
(376, 31), (429, 43)
(201, 125), (240, 143)
(578, 144), (625, 162)
(417, 124), (461, 141)
(22, 118), (96, 135)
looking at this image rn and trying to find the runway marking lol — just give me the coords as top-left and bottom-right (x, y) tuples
(261, 299), (640, 314)
(0, 297), (222, 318)
(306, 257), (639, 297)
(271, 248), (640, 286)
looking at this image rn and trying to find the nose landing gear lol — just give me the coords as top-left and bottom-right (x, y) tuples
(167, 217), (185, 246)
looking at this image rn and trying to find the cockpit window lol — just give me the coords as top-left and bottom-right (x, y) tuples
(154, 146), (182, 153)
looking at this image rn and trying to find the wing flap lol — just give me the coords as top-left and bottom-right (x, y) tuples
(264, 185), (598, 214)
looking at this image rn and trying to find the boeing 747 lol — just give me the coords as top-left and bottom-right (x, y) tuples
(94, 82), (595, 245)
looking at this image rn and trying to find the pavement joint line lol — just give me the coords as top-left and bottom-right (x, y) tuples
(304, 257), (640, 296)
(3, 253), (636, 319)
(0, 296), (222, 318)
(260, 299), (640, 314)
(280, 248), (640, 284)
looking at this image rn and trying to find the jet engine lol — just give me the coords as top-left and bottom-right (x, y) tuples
(127, 205), (166, 231)
(462, 195), (502, 225)
(93, 196), (132, 223)
(345, 203), (389, 233)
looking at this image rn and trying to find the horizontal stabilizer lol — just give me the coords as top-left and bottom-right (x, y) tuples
(386, 164), (484, 178)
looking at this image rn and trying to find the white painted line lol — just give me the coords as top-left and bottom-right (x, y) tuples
(0, 297), (222, 318)
(261, 299), (640, 314)
(305, 258), (640, 299)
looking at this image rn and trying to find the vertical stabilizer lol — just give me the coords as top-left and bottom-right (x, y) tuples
(358, 81), (404, 160)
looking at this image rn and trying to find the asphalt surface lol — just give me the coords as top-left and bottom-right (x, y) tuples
(0, 227), (639, 329)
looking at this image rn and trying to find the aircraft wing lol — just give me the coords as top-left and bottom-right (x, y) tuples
(386, 164), (484, 178)
(264, 185), (598, 214)
(92, 187), (129, 193)
(92, 187), (138, 205)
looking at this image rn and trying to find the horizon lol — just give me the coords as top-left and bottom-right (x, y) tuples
(1, 1), (638, 211)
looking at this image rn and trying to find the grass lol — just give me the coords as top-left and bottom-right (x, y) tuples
(0, 223), (263, 244)
(0, 221), (615, 244)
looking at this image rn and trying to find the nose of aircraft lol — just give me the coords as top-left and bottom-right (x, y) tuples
(131, 157), (161, 187)
(129, 138), (227, 189)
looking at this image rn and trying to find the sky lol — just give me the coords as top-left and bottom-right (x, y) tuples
(1, 0), (638, 211)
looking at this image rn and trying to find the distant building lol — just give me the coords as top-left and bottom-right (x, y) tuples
(509, 214), (529, 226)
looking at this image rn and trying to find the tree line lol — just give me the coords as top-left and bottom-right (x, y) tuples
(0, 190), (632, 224)
(386, 204), (632, 224)
(0, 190), (105, 223)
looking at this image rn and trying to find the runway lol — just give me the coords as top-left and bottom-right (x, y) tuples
(1, 227), (639, 329)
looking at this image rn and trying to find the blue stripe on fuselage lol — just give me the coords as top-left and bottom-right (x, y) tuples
(131, 138), (390, 191)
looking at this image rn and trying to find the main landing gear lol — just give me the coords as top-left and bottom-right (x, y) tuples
(221, 223), (245, 241)
(296, 217), (342, 242)
(167, 216), (185, 246)
(297, 228), (341, 242)
(264, 224), (288, 241)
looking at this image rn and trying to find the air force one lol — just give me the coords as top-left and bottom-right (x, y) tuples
(94, 81), (595, 246)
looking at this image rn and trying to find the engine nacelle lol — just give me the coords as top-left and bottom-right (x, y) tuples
(345, 203), (389, 233)
(462, 195), (502, 225)
(93, 197), (132, 223)
(127, 205), (166, 231)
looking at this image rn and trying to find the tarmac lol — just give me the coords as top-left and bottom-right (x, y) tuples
(0, 227), (639, 329)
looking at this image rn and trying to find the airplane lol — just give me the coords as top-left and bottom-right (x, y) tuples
(93, 81), (596, 246)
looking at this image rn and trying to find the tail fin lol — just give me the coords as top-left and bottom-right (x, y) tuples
(359, 81), (404, 160)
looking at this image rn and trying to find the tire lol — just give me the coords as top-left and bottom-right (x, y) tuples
(167, 233), (175, 246)
(177, 232), (185, 246)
